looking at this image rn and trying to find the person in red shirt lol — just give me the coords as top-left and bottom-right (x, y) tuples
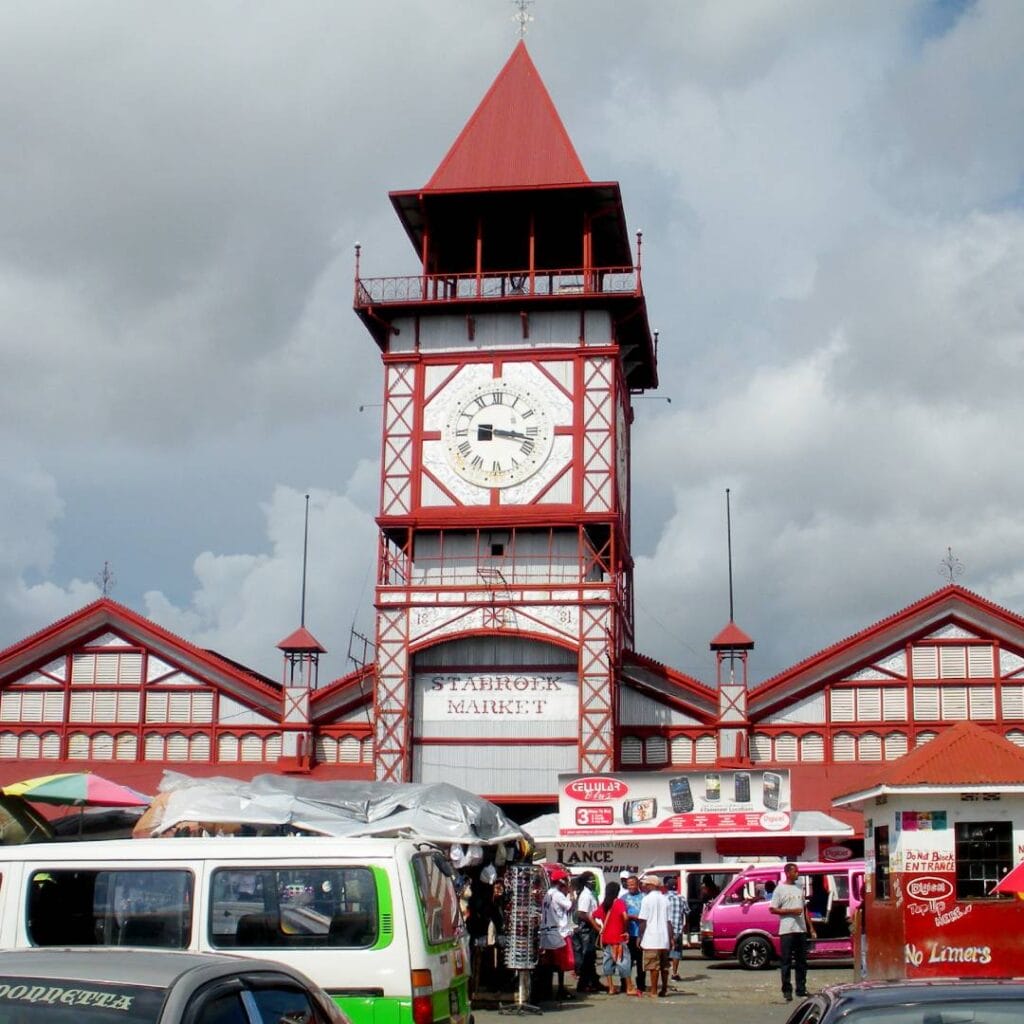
(592, 882), (637, 996)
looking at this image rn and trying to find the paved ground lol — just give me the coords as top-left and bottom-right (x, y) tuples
(473, 952), (857, 1024)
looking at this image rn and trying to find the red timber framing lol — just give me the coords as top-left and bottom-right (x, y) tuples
(355, 41), (655, 788)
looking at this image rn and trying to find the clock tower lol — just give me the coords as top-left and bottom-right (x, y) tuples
(354, 42), (657, 798)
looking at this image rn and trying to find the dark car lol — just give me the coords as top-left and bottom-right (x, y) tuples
(785, 978), (1024, 1024)
(0, 947), (349, 1024)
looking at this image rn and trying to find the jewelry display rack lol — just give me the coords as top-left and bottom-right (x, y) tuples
(498, 863), (546, 1015)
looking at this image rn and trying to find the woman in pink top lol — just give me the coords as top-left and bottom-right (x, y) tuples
(592, 882), (637, 996)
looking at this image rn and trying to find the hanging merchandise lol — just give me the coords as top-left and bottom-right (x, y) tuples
(499, 863), (547, 1016)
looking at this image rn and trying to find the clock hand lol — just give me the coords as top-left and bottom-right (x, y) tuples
(490, 427), (530, 441)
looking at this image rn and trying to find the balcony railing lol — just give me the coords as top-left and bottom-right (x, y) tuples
(355, 265), (640, 307)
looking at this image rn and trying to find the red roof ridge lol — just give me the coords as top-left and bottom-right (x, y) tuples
(751, 584), (1021, 697)
(425, 40), (589, 191)
(837, 721), (1024, 798)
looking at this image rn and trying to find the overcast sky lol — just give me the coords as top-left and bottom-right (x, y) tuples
(3, 0), (1023, 688)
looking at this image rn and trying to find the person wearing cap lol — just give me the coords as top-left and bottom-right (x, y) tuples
(620, 872), (645, 994)
(663, 875), (689, 982)
(537, 867), (576, 1001)
(638, 873), (672, 997)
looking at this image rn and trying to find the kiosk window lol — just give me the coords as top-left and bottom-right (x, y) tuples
(955, 820), (1012, 899)
(874, 826), (890, 900)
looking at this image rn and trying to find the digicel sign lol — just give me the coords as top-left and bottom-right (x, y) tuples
(564, 777), (628, 802)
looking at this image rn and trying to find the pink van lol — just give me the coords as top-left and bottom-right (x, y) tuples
(699, 860), (865, 969)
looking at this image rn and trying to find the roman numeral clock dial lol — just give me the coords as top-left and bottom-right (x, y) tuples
(443, 379), (555, 488)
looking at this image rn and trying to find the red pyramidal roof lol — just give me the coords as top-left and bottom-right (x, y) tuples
(425, 41), (589, 191)
(710, 621), (755, 650)
(276, 626), (325, 653)
(834, 721), (1024, 805)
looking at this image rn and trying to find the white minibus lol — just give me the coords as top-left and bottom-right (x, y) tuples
(0, 836), (471, 1024)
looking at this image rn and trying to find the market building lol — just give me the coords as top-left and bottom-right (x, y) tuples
(1, 43), (1024, 879)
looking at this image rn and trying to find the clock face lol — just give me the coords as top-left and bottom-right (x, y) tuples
(443, 378), (555, 488)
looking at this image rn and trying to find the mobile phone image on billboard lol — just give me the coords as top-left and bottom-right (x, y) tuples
(623, 797), (657, 824)
(704, 773), (721, 801)
(668, 776), (694, 813)
(733, 771), (751, 803)
(763, 771), (781, 810)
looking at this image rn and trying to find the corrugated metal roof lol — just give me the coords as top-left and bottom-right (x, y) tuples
(841, 721), (1024, 792)
(425, 41), (589, 191)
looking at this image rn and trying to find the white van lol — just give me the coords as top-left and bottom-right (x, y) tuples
(0, 836), (470, 1024)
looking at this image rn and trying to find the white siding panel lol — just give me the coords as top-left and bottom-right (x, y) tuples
(766, 691), (825, 725)
(413, 742), (576, 793)
(882, 689), (908, 721)
(939, 647), (967, 679)
(913, 687), (940, 720)
(857, 688), (881, 721)
(968, 687), (995, 719)
(830, 690), (855, 722)
(1002, 686), (1024, 720)
(884, 732), (908, 760)
(912, 648), (939, 679)
(941, 687), (968, 720)
(968, 646), (995, 678)
(800, 734), (824, 761)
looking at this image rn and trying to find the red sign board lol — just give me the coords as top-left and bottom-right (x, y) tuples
(563, 777), (628, 802)
(575, 805), (614, 827)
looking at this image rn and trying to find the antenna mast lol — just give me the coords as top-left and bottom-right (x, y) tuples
(726, 488), (735, 622)
(301, 494), (310, 627)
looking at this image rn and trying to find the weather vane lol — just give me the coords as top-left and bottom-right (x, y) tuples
(938, 546), (964, 584)
(95, 561), (116, 597)
(512, 0), (534, 39)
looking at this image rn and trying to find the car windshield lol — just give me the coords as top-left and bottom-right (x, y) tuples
(0, 975), (165, 1024)
(846, 1002), (1022, 1024)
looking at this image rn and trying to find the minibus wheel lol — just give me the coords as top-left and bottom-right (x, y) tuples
(736, 935), (772, 970)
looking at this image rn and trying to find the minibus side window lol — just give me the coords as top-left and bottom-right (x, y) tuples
(411, 852), (462, 946)
(210, 867), (378, 949)
(27, 869), (192, 947)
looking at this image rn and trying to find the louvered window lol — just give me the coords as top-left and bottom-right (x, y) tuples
(913, 687), (940, 720)
(191, 693), (214, 723)
(42, 733), (60, 758)
(339, 736), (360, 763)
(833, 733), (856, 761)
(168, 693), (192, 724)
(145, 693), (168, 722)
(941, 687), (968, 720)
(671, 736), (694, 764)
(830, 690), (855, 722)
(884, 732), (908, 760)
(144, 733), (164, 760)
(44, 692), (64, 720)
(240, 734), (264, 762)
(969, 687), (995, 719)
(912, 647), (939, 679)
(646, 736), (668, 764)
(695, 735), (717, 764)
(620, 736), (642, 765)
(71, 652), (142, 685)
(361, 737), (373, 762)
(1002, 686), (1024, 720)
(218, 734), (239, 762)
(18, 733), (40, 758)
(968, 646), (995, 678)
(859, 733), (882, 761)
(189, 734), (210, 760)
(165, 733), (189, 761)
(915, 731), (938, 747)
(92, 733), (113, 759)
(0, 733), (17, 758)
(68, 733), (90, 759)
(115, 733), (138, 760)
(800, 734), (824, 761)
(264, 734), (281, 759)
(315, 737), (337, 763)
(750, 733), (772, 763)
(857, 688), (881, 721)
(94, 692), (117, 722)
(0, 694), (21, 722)
(882, 688), (908, 720)
(19, 693), (43, 721)
(1006, 730), (1024, 748)
(940, 647), (967, 679)
(775, 734), (798, 761)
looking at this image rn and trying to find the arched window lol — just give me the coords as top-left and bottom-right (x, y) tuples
(671, 736), (694, 765)
(620, 736), (643, 765)
(800, 734), (824, 761)
(645, 736), (668, 764)
(884, 732), (908, 760)
(858, 733), (882, 761)
(832, 732), (856, 761)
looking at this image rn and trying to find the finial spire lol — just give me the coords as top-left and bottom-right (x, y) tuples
(939, 546), (964, 584)
(512, 0), (534, 39)
(300, 494), (310, 626)
(95, 561), (116, 597)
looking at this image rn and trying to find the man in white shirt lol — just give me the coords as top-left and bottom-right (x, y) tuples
(572, 872), (601, 993)
(538, 868), (576, 1000)
(769, 862), (816, 1002)
(637, 873), (673, 998)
